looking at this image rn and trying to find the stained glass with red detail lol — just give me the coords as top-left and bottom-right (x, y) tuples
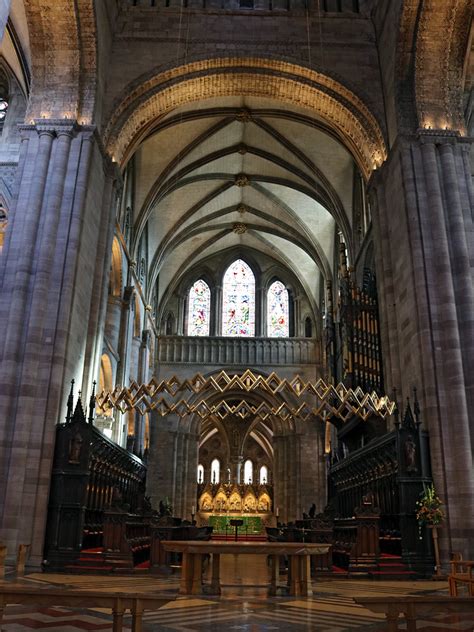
(267, 280), (289, 337)
(222, 259), (255, 337)
(187, 279), (211, 336)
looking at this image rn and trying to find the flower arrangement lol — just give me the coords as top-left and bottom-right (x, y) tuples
(416, 484), (444, 527)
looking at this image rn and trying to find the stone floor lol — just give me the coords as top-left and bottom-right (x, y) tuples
(1, 555), (473, 631)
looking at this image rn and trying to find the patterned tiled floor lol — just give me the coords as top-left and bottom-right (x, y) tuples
(1, 556), (473, 631)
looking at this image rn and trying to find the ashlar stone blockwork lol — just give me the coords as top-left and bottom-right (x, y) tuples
(0, 120), (119, 565)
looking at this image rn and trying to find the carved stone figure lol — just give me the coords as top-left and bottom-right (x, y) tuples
(404, 434), (417, 472)
(68, 432), (83, 463)
(111, 486), (124, 508)
(201, 497), (212, 511)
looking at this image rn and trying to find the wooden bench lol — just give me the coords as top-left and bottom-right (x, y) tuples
(0, 586), (175, 632)
(0, 545), (31, 578)
(354, 596), (474, 631)
(0, 546), (6, 579)
(448, 554), (474, 596)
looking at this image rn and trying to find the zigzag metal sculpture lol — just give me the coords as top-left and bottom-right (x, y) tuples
(96, 369), (396, 423)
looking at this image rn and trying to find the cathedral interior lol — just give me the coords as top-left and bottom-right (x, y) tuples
(0, 0), (473, 629)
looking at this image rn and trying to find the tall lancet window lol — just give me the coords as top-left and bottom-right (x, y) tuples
(0, 70), (9, 134)
(244, 459), (253, 484)
(197, 464), (204, 484)
(211, 458), (220, 484)
(267, 280), (289, 337)
(187, 279), (211, 336)
(222, 259), (255, 337)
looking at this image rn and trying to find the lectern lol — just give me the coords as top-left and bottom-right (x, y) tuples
(229, 519), (243, 541)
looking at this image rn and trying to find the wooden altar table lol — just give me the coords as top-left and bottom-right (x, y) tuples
(162, 540), (331, 597)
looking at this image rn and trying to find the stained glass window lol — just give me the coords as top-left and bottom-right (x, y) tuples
(259, 465), (268, 485)
(187, 279), (211, 336)
(267, 280), (289, 337)
(222, 259), (255, 337)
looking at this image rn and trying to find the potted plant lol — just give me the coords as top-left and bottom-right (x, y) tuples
(416, 484), (445, 576)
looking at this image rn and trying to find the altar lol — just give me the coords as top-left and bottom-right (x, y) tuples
(162, 540), (332, 597)
(208, 514), (264, 535)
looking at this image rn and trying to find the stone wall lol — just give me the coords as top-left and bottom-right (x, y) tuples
(102, 5), (385, 133)
(0, 122), (119, 566)
(0, 0), (10, 43)
(371, 132), (474, 559)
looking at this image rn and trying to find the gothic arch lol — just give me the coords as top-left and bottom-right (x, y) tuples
(109, 237), (123, 297)
(22, 0), (97, 122)
(397, 0), (472, 132)
(104, 58), (387, 179)
(133, 295), (141, 338)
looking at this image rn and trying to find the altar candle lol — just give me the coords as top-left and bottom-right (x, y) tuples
(276, 507), (279, 518)
(192, 505), (195, 514)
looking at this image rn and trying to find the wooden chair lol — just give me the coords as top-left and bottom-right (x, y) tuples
(448, 552), (474, 596)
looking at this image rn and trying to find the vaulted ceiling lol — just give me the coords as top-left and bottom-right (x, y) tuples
(131, 95), (360, 314)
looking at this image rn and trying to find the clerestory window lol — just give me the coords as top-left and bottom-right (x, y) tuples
(267, 280), (289, 337)
(222, 259), (255, 337)
(187, 279), (211, 336)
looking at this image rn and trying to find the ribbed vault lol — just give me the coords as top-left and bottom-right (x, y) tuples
(126, 94), (368, 318)
(104, 58), (387, 177)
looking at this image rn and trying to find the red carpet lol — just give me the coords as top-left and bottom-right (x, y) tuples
(211, 534), (267, 541)
(134, 561), (150, 569)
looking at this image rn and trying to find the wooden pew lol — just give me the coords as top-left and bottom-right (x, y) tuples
(103, 511), (150, 569)
(0, 586), (175, 632)
(354, 596), (474, 631)
(16, 545), (30, 576)
(0, 546), (6, 579)
(448, 553), (474, 596)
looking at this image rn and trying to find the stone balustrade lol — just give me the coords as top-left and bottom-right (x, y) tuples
(126, 0), (361, 12)
(157, 336), (319, 367)
(126, 0), (308, 12)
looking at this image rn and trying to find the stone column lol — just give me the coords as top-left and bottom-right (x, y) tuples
(256, 285), (265, 337)
(130, 337), (141, 382)
(0, 120), (117, 566)
(104, 298), (123, 354)
(114, 286), (135, 447)
(294, 295), (301, 337)
(272, 433), (284, 520)
(81, 178), (121, 397)
(213, 285), (222, 336)
(146, 413), (180, 510)
(177, 293), (185, 335)
(298, 419), (323, 515)
(371, 132), (474, 560)
(0, 0), (10, 43)
(229, 455), (243, 485)
(132, 330), (151, 456)
(184, 432), (199, 520)
(115, 286), (134, 388)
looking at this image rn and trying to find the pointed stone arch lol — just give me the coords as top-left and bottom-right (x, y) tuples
(23, 0), (97, 122)
(397, 0), (472, 132)
(103, 58), (387, 179)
